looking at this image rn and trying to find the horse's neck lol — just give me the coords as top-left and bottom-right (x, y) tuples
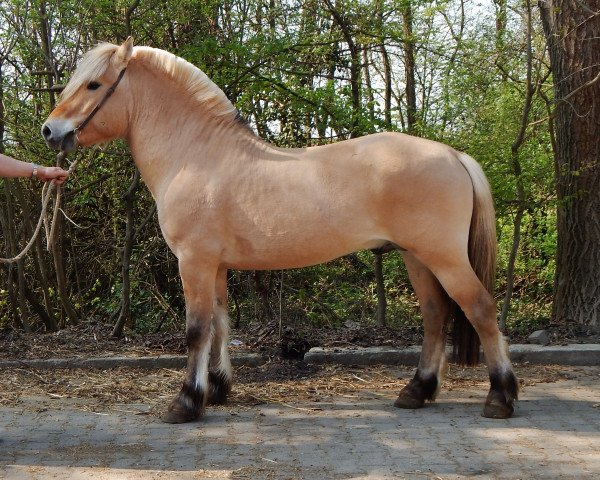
(126, 81), (261, 199)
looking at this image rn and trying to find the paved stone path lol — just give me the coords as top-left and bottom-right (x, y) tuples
(1, 366), (599, 479)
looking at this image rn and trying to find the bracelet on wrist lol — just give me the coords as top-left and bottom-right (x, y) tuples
(31, 164), (39, 180)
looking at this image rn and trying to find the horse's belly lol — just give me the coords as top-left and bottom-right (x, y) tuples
(220, 232), (384, 270)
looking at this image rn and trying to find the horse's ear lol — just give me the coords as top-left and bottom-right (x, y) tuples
(113, 37), (134, 70)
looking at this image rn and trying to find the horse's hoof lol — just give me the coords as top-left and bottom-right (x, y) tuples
(207, 392), (228, 406)
(483, 372), (518, 419)
(162, 382), (206, 423)
(394, 389), (425, 409)
(482, 400), (514, 419)
(161, 408), (200, 424)
(394, 373), (439, 410)
(207, 371), (231, 406)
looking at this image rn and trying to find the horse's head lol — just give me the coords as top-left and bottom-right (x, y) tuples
(42, 38), (134, 152)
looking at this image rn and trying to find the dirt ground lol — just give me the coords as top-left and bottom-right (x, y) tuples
(0, 354), (574, 417)
(0, 320), (402, 414)
(0, 318), (591, 417)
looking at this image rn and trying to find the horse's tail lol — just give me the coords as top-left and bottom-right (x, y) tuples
(451, 152), (497, 366)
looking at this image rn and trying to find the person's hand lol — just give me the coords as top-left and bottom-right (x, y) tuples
(37, 166), (69, 185)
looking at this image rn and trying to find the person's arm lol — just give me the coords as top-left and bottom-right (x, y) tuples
(0, 153), (69, 185)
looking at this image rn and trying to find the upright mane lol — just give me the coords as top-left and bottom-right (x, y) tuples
(61, 42), (239, 121)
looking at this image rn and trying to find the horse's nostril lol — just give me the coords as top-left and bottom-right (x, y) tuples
(42, 125), (52, 139)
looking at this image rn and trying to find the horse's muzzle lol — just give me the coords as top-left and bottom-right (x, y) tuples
(41, 120), (78, 152)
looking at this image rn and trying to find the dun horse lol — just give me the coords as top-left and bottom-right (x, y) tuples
(42, 38), (518, 423)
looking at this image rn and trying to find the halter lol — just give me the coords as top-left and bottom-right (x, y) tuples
(74, 67), (127, 135)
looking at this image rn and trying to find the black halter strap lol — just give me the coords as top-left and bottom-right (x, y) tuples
(74, 68), (127, 134)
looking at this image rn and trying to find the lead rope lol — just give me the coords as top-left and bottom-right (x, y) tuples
(1, 65), (127, 264)
(0, 150), (80, 264)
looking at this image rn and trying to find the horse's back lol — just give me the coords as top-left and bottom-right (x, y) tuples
(306, 132), (467, 184)
(303, 132), (473, 214)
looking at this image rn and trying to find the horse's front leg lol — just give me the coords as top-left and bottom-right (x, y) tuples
(162, 260), (218, 424)
(208, 268), (233, 405)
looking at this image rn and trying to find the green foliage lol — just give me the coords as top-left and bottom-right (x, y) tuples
(0, 0), (557, 336)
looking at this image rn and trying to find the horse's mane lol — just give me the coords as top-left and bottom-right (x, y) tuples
(61, 43), (239, 122)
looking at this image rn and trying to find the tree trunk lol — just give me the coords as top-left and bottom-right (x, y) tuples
(38, 1), (79, 327)
(38, 0), (56, 110)
(374, 251), (387, 327)
(125, 0), (142, 38)
(112, 169), (141, 337)
(362, 47), (375, 123)
(402, 2), (417, 134)
(540, 1), (600, 330)
(13, 183), (58, 331)
(2, 183), (31, 331)
(493, 0), (508, 80)
(380, 43), (392, 127)
(499, 0), (534, 332)
(325, 0), (361, 137)
(51, 210), (79, 326)
(253, 271), (272, 320)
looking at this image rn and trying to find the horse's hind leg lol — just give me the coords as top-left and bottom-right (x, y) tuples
(162, 258), (218, 423)
(395, 252), (450, 409)
(423, 253), (518, 419)
(208, 268), (233, 405)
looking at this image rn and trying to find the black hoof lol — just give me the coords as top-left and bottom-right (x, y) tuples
(394, 388), (426, 409)
(394, 372), (438, 410)
(482, 370), (519, 419)
(208, 371), (232, 406)
(162, 382), (205, 423)
(482, 400), (514, 419)
(162, 407), (200, 424)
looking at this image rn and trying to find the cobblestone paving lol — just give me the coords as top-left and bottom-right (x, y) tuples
(1, 367), (599, 479)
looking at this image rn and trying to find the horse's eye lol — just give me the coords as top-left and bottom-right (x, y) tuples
(87, 81), (102, 91)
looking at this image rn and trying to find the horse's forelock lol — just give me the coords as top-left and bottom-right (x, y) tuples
(60, 43), (119, 100)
